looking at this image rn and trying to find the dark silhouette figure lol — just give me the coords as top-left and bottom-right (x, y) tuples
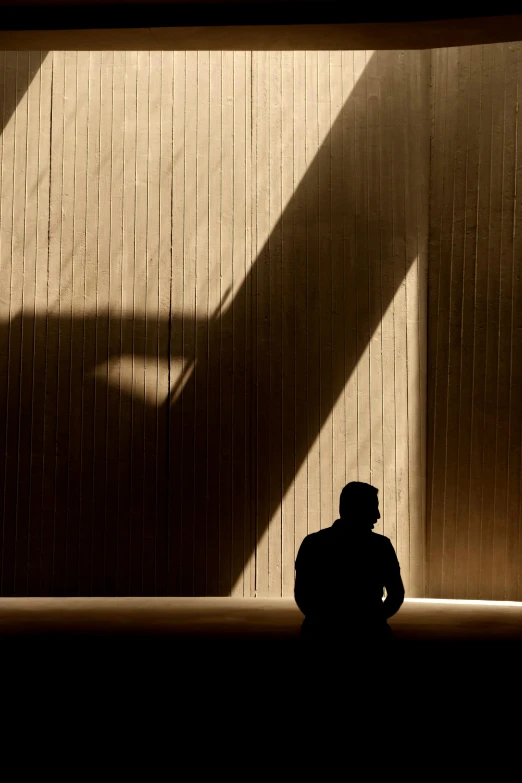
(294, 482), (405, 645)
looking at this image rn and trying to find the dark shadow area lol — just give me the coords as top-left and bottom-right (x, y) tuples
(427, 44), (522, 599)
(0, 49), (428, 595)
(1, 3), (520, 31)
(0, 50), (47, 136)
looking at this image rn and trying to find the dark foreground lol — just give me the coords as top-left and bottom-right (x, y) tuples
(2, 597), (521, 772)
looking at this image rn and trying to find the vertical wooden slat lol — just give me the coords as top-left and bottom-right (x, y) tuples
(417, 54), (429, 599)
(439, 46), (462, 599)
(280, 49), (297, 598)
(28, 52), (52, 596)
(82, 50), (102, 595)
(456, 46), (481, 598)
(490, 41), (516, 601)
(180, 51), (197, 596)
(116, 50), (136, 594)
(231, 51), (251, 597)
(143, 50), (162, 596)
(253, 50), (270, 596)
(480, 41), (496, 600)
(204, 49), (222, 597)
(37, 53), (56, 596)
(104, 50), (125, 595)
(0, 50), (11, 593)
(354, 50), (371, 486)
(93, 50), (114, 594)
(330, 49), (345, 533)
(405, 49), (429, 596)
(379, 53), (398, 566)
(219, 50), (235, 596)
(64, 52), (87, 595)
(292, 50), (309, 580)
(167, 50), (185, 596)
(2, 52), (23, 595)
(155, 50), (173, 596)
(193, 49), (210, 596)
(249, 50), (259, 598)
(483, 46), (505, 599)
(392, 53), (410, 577)
(304, 50), (321, 538)
(46, 52), (66, 595)
(267, 51), (282, 596)
(342, 51), (359, 499)
(244, 50), (254, 598)
(448, 46), (472, 598)
(468, 46), (491, 599)
(366, 51), (384, 532)
(127, 50), (148, 594)
(11, 52), (31, 596)
(55, 51), (76, 594)
(317, 51), (334, 541)
(428, 47), (450, 598)
(508, 44), (522, 602)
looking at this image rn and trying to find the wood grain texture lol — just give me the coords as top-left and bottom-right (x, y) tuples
(0, 49), (428, 596)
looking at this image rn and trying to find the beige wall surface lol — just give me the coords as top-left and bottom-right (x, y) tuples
(5, 43), (522, 602)
(0, 49), (428, 596)
(427, 43), (522, 600)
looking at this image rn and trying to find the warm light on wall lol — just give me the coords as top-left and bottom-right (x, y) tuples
(93, 355), (194, 405)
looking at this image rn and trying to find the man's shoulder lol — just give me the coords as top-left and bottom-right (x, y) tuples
(305, 527), (334, 540)
(298, 528), (395, 551)
(301, 527), (336, 546)
(296, 527), (334, 556)
(371, 533), (400, 569)
(370, 532), (396, 551)
(371, 532), (392, 544)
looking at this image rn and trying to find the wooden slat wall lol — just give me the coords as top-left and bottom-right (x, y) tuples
(0, 49), (428, 596)
(250, 50), (428, 597)
(427, 43), (522, 600)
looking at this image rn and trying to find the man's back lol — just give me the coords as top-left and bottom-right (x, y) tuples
(294, 520), (404, 640)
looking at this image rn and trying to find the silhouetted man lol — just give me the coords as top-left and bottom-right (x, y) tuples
(294, 482), (404, 645)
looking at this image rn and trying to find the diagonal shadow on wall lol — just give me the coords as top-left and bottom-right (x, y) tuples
(0, 49), (428, 595)
(0, 51), (48, 136)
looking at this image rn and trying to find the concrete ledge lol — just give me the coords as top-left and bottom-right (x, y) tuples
(0, 597), (521, 640)
(392, 598), (522, 641)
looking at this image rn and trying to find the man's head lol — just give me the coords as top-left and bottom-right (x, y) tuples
(339, 481), (380, 529)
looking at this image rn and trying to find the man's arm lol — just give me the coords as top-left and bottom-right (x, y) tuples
(294, 536), (315, 617)
(382, 540), (405, 620)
